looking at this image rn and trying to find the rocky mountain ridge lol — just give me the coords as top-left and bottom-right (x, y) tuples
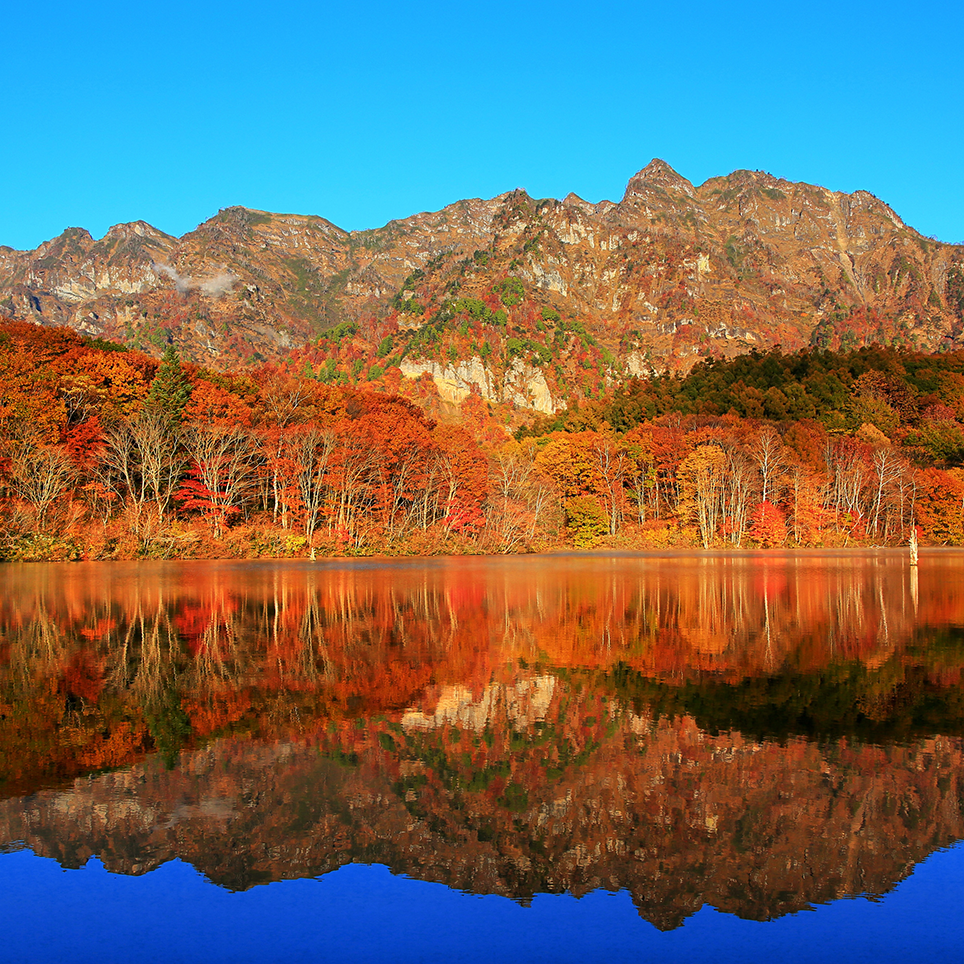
(0, 196), (501, 362)
(2, 161), (962, 411)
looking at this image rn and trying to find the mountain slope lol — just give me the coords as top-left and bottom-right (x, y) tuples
(2, 161), (962, 410)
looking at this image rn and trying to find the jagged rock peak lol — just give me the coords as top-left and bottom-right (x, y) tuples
(32, 227), (94, 257)
(215, 205), (258, 221)
(562, 192), (596, 215)
(495, 188), (534, 204)
(104, 221), (174, 242)
(623, 159), (695, 200)
(849, 189), (905, 227)
(56, 226), (95, 243)
(721, 168), (784, 189)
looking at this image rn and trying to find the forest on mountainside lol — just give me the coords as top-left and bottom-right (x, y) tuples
(2, 318), (964, 560)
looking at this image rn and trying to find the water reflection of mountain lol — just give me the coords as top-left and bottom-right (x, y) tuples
(2, 554), (964, 928)
(2, 681), (962, 930)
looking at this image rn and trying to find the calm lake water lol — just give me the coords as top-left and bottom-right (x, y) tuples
(2, 551), (964, 963)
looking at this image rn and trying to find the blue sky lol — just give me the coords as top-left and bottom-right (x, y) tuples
(3, 0), (962, 250)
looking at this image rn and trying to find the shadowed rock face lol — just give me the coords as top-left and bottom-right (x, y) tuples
(2, 556), (964, 926)
(1, 162), (961, 386)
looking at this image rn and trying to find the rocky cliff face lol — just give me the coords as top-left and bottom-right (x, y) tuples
(462, 161), (962, 362)
(2, 161), (962, 405)
(0, 199), (502, 367)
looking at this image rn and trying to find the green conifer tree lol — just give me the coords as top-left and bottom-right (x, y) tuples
(146, 345), (192, 423)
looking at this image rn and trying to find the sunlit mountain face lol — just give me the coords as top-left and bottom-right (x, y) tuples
(3, 162), (963, 389)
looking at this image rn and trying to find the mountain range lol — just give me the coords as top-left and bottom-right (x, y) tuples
(2, 160), (962, 412)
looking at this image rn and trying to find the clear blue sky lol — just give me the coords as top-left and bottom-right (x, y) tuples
(3, 0), (962, 251)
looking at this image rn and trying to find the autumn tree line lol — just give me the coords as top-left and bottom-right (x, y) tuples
(2, 318), (964, 559)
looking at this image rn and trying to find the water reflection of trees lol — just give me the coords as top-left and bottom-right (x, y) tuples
(0, 554), (963, 789)
(1, 556), (964, 925)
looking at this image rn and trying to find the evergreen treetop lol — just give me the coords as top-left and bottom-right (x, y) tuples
(146, 345), (192, 423)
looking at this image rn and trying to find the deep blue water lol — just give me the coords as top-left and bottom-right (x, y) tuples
(2, 845), (963, 964)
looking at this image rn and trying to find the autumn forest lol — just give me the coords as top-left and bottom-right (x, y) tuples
(3, 317), (964, 561)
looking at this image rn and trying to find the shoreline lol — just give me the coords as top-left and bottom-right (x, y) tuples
(1, 544), (953, 569)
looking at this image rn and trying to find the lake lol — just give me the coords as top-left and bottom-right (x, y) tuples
(1, 552), (963, 963)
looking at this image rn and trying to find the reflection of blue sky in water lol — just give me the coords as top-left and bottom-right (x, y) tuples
(2, 845), (964, 964)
